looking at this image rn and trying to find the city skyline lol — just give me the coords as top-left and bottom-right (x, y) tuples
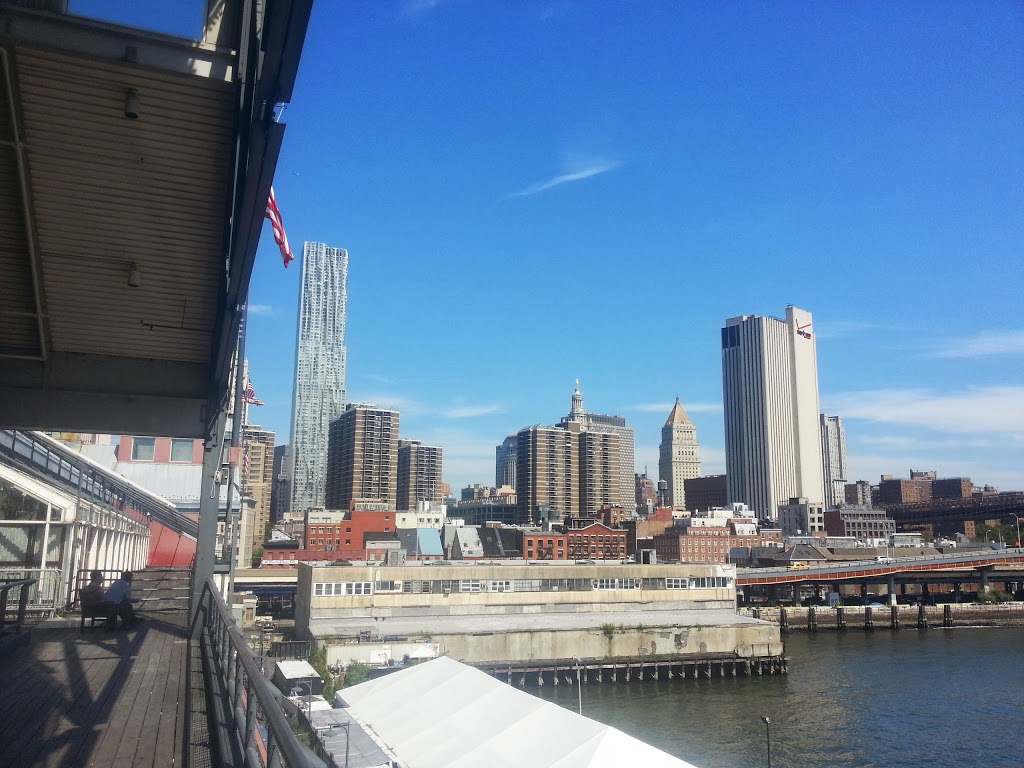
(233, 2), (1021, 495)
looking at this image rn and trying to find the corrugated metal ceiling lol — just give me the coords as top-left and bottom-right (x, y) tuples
(14, 46), (235, 363)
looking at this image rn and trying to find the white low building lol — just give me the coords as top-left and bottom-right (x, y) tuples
(336, 655), (701, 768)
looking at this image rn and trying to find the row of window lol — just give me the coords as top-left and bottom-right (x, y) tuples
(312, 576), (735, 597)
(131, 437), (195, 462)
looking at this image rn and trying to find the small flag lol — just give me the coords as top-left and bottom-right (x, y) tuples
(242, 443), (251, 479)
(265, 187), (293, 267)
(243, 382), (265, 406)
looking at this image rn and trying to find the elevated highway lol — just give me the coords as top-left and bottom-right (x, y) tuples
(737, 548), (1024, 587)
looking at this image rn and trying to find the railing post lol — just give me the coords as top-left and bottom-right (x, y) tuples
(16, 581), (29, 630)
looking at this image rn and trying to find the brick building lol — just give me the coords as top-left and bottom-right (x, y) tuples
(823, 507), (895, 544)
(303, 506), (397, 552)
(566, 522), (627, 560)
(521, 532), (568, 561)
(652, 523), (783, 565)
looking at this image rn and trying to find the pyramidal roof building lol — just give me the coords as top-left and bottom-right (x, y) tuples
(659, 397), (702, 510)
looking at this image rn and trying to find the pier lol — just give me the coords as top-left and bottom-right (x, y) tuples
(476, 652), (788, 687)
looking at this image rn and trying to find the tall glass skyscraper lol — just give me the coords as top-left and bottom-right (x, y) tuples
(820, 414), (848, 509)
(721, 305), (824, 518)
(289, 242), (348, 513)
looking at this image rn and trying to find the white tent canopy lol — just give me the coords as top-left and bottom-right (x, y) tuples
(337, 656), (700, 768)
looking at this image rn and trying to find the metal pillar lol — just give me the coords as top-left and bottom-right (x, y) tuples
(887, 575), (897, 607)
(193, 404), (229, 616)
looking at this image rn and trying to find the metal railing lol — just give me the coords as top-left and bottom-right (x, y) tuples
(190, 577), (326, 768)
(0, 578), (36, 632)
(0, 429), (198, 539)
(0, 568), (61, 617)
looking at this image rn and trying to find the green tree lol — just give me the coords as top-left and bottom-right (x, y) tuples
(342, 661), (371, 688)
(307, 644), (339, 701)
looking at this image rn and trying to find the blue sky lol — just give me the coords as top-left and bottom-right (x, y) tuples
(77, 1), (1024, 493)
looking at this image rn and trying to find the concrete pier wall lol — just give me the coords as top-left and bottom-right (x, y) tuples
(430, 621), (782, 664)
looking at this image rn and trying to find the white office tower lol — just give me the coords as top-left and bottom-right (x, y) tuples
(658, 397), (702, 510)
(721, 306), (825, 518)
(820, 414), (847, 509)
(289, 242), (349, 513)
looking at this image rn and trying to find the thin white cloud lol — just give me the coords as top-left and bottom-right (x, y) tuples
(825, 386), (1024, 438)
(247, 304), (275, 316)
(347, 393), (427, 415)
(346, 394), (502, 420)
(932, 330), (1024, 358)
(442, 404), (503, 419)
(626, 402), (723, 414)
(360, 373), (397, 386)
(402, 0), (444, 19)
(507, 161), (619, 199)
(814, 320), (891, 340)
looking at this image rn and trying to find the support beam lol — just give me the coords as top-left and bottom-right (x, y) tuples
(193, 404), (228, 615)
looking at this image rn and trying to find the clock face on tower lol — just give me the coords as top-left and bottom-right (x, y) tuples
(796, 320), (812, 340)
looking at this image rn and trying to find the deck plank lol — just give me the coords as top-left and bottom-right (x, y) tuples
(0, 611), (190, 768)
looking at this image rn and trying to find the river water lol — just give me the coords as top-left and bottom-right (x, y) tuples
(534, 627), (1024, 768)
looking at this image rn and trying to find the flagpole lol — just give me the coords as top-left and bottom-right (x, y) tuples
(226, 304), (248, 598)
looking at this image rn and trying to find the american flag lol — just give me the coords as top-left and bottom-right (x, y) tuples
(243, 382), (265, 406)
(264, 187), (294, 267)
(242, 444), (251, 479)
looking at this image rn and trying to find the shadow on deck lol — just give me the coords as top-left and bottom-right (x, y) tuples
(0, 612), (189, 768)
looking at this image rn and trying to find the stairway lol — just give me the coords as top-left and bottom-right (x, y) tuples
(133, 566), (192, 617)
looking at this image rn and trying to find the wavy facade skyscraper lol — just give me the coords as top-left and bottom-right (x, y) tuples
(289, 242), (349, 513)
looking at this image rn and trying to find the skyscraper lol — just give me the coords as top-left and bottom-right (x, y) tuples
(721, 306), (824, 518)
(559, 381), (635, 514)
(397, 439), (444, 510)
(325, 404), (399, 510)
(513, 383), (635, 523)
(289, 242), (348, 513)
(515, 425), (578, 523)
(820, 414), (847, 509)
(658, 397), (701, 509)
(241, 425), (275, 554)
(495, 434), (517, 488)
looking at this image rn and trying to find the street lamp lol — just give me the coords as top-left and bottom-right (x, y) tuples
(325, 721), (352, 768)
(761, 716), (772, 768)
(573, 657), (583, 715)
(1012, 514), (1021, 549)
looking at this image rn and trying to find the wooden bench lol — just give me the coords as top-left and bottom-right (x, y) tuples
(80, 591), (116, 632)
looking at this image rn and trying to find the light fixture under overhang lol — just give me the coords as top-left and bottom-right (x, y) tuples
(127, 263), (141, 288)
(124, 89), (140, 120)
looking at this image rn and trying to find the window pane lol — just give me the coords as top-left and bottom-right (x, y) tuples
(132, 438), (156, 461)
(170, 439), (193, 462)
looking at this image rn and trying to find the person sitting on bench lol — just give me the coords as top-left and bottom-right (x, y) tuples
(103, 570), (142, 629)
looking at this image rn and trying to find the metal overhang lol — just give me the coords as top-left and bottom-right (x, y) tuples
(0, 0), (313, 437)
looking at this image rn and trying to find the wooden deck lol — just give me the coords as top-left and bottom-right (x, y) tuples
(0, 612), (189, 768)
